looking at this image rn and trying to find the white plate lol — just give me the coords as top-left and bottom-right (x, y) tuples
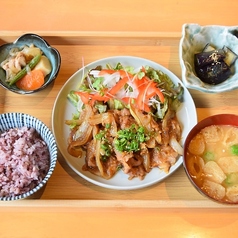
(52, 56), (197, 190)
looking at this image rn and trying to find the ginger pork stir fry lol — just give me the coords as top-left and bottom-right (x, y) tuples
(65, 63), (184, 180)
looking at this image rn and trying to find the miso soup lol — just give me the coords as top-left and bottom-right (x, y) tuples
(186, 125), (238, 204)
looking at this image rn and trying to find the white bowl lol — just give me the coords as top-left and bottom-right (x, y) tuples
(179, 23), (238, 93)
(0, 113), (57, 201)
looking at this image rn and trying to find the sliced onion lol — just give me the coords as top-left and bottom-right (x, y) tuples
(89, 70), (100, 77)
(103, 72), (121, 87)
(140, 145), (151, 172)
(126, 80), (139, 97)
(72, 122), (93, 146)
(67, 144), (85, 158)
(95, 139), (105, 177)
(71, 105), (94, 146)
(169, 137), (183, 155)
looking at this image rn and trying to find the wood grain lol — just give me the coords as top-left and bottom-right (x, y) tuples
(1, 33), (237, 207)
(1, 0), (238, 236)
(1, 0), (238, 33)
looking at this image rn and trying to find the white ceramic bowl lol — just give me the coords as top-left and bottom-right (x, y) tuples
(179, 23), (238, 93)
(0, 113), (57, 201)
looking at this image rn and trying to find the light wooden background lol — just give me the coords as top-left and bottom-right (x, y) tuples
(1, 1), (238, 237)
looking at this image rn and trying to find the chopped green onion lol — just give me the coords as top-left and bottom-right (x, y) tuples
(204, 151), (215, 162)
(114, 124), (146, 152)
(230, 144), (238, 156)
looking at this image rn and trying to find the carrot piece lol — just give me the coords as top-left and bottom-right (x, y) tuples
(91, 93), (111, 102)
(121, 97), (135, 104)
(146, 91), (157, 99)
(75, 91), (91, 104)
(154, 87), (164, 103)
(135, 80), (165, 112)
(98, 69), (115, 75)
(16, 69), (44, 91)
(133, 76), (150, 88)
(99, 69), (133, 79)
(136, 84), (148, 112)
(117, 70), (133, 79)
(121, 96), (150, 112)
(138, 81), (154, 102)
(141, 102), (150, 112)
(136, 99), (150, 112)
(140, 80), (165, 104)
(108, 77), (129, 96)
(75, 88), (111, 105)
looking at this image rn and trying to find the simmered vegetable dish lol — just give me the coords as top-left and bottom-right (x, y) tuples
(1, 44), (52, 90)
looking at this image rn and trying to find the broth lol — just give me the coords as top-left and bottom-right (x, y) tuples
(186, 125), (238, 204)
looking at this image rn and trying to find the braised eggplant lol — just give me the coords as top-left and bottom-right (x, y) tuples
(222, 45), (238, 66)
(195, 60), (231, 85)
(202, 44), (216, 52)
(194, 44), (238, 85)
(194, 49), (226, 67)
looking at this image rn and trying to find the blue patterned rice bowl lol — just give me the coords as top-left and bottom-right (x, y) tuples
(0, 113), (57, 201)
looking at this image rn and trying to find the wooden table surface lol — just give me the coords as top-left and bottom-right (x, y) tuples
(1, 1), (238, 237)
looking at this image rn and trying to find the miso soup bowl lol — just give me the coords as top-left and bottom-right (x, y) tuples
(183, 114), (238, 205)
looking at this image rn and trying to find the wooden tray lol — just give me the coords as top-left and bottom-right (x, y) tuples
(0, 31), (237, 209)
